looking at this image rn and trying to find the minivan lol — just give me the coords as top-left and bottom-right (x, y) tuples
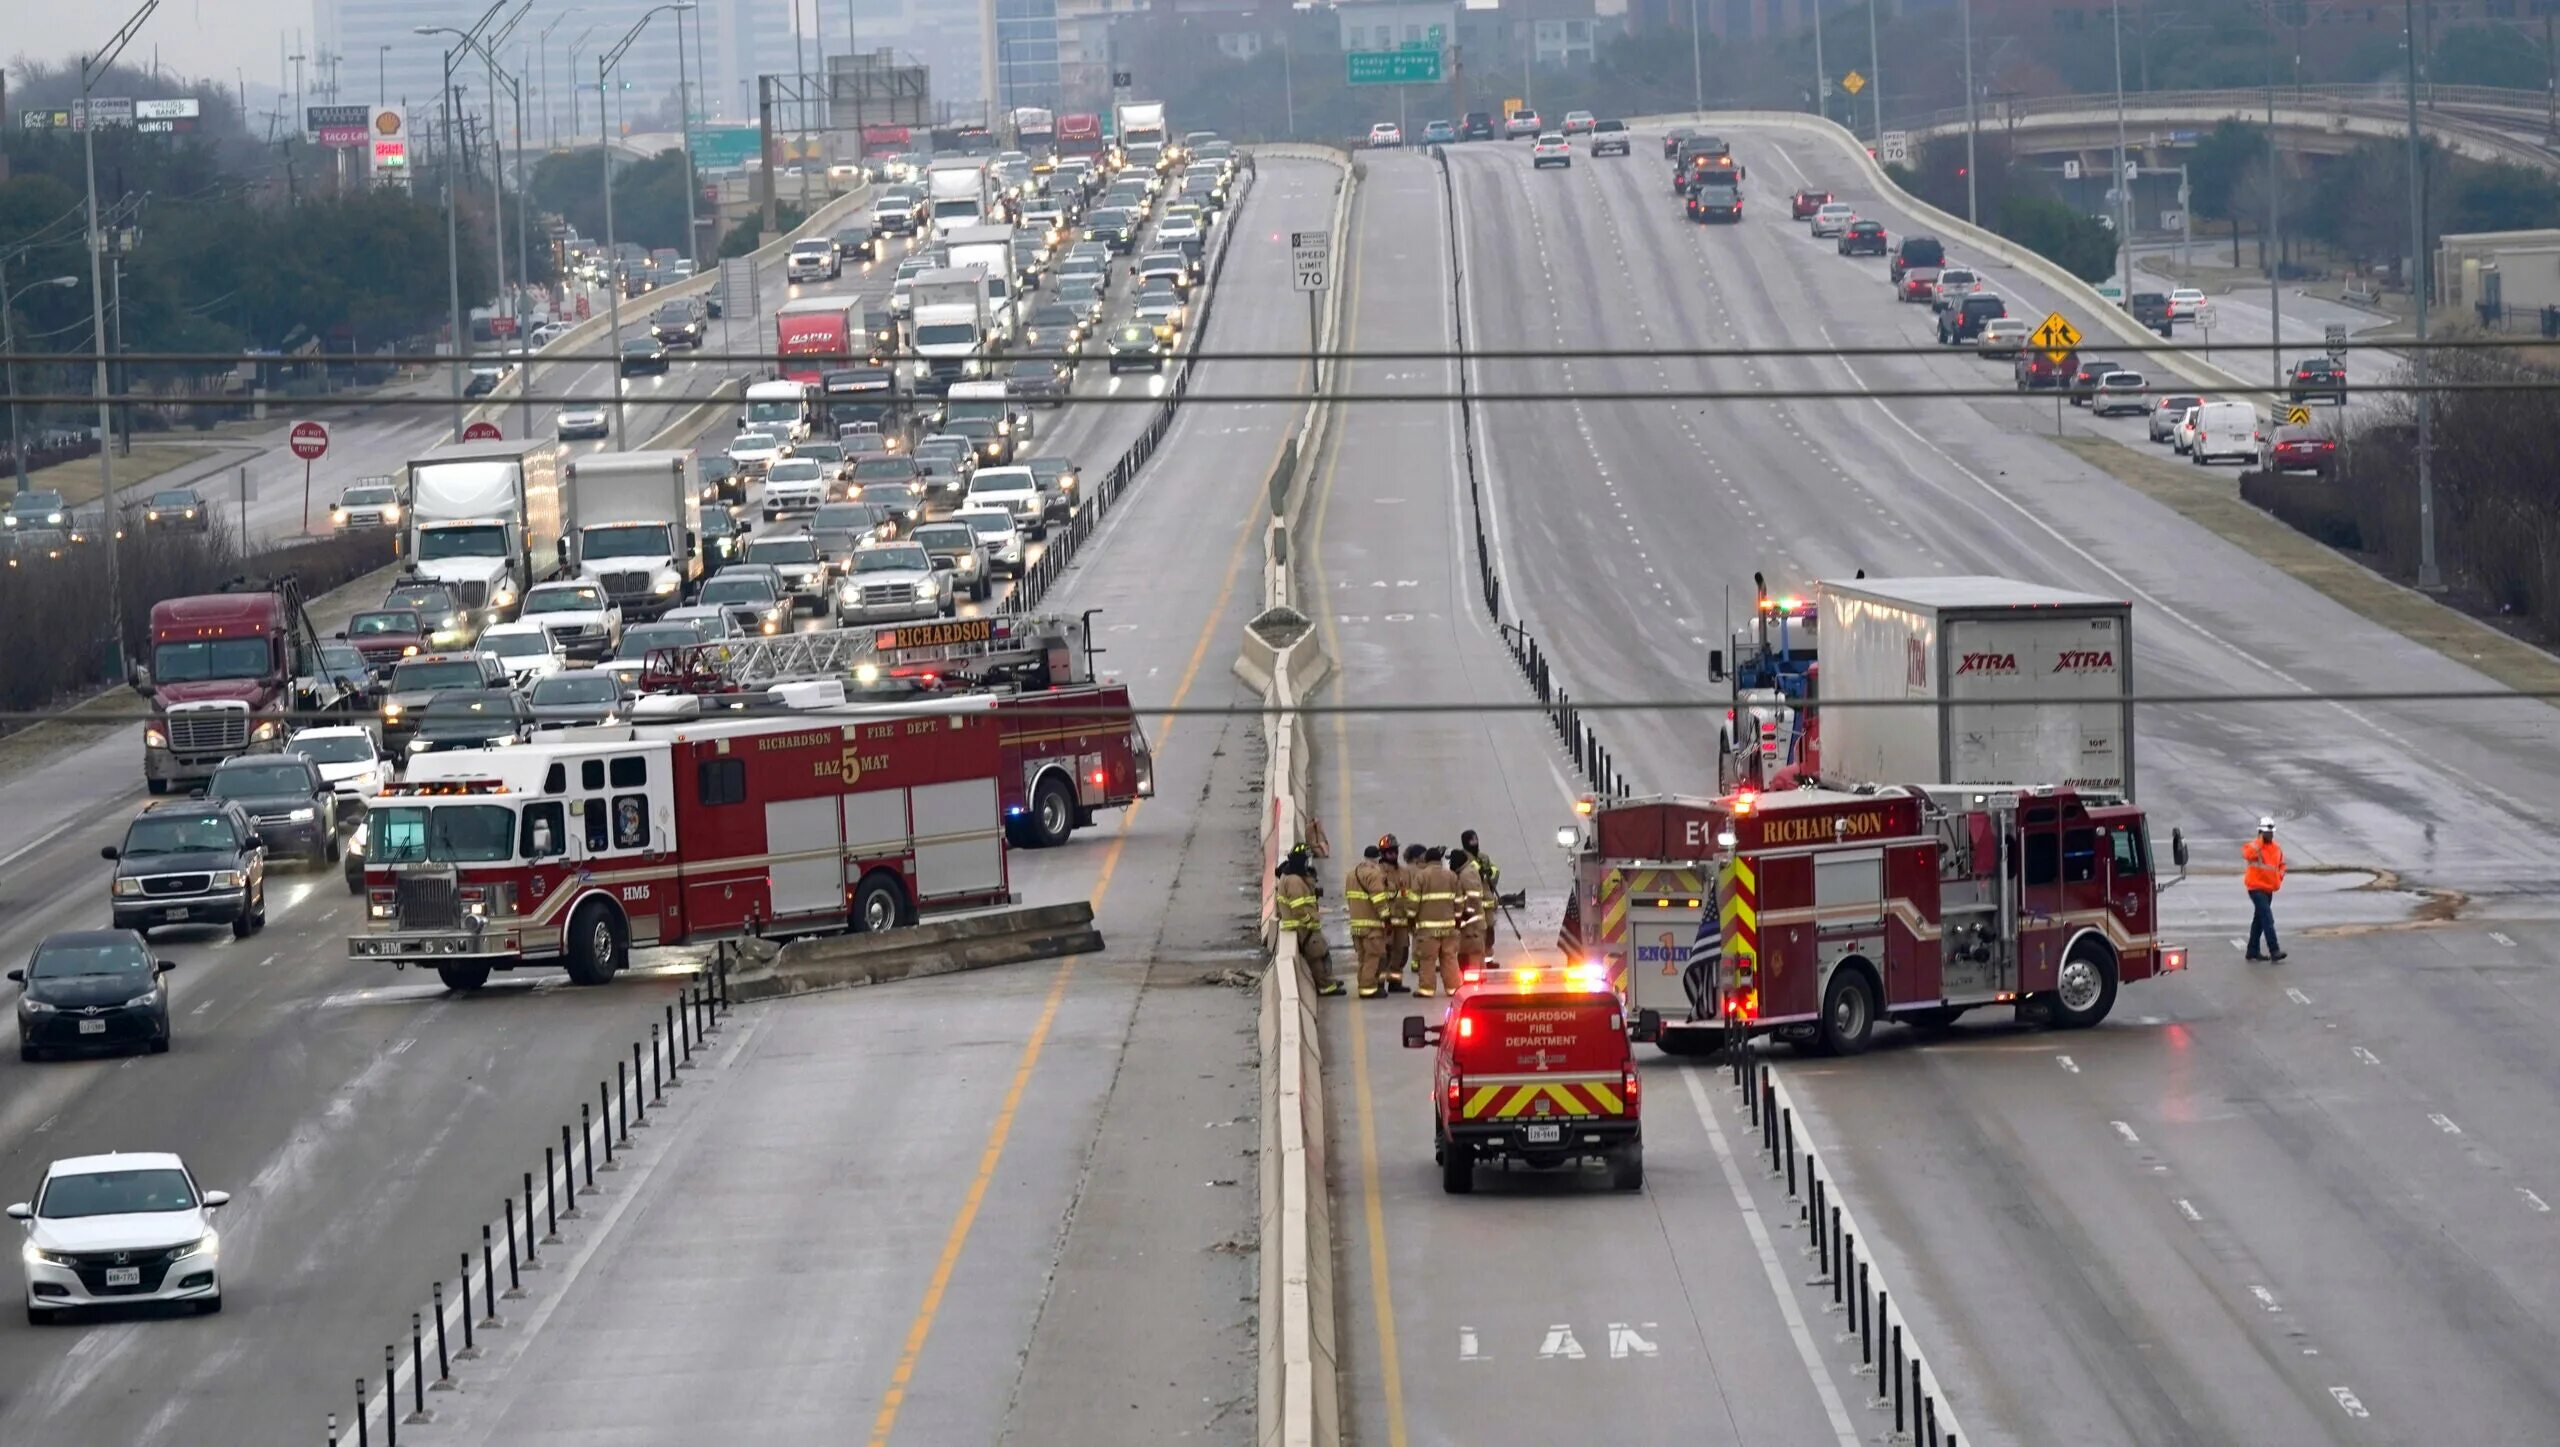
(1890, 234), (1946, 284)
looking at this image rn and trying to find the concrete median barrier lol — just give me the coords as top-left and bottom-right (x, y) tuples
(722, 901), (1102, 1003)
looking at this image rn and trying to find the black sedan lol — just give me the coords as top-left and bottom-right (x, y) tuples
(698, 453), (745, 508)
(14, 930), (175, 1061)
(1006, 356), (1074, 405)
(408, 689), (536, 754)
(619, 335), (669, 376)
(1105, 322), (1166, 373)
(1837, 220), (1889, 256)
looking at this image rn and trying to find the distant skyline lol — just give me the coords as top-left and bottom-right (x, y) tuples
(8, 0), (319, 96)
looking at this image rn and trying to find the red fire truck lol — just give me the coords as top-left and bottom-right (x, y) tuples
(642, 612), (1152, 848)
(347, 697), (1014, 990)
(1562, 785), (2187, 1056)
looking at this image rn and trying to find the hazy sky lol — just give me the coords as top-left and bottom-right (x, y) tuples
(9, 0), (315, 94)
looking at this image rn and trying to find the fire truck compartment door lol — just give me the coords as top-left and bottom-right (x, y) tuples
(910, 778), (1004, 897)
(1625, 903), (1711, 1021)
(767, 797), (849, 918)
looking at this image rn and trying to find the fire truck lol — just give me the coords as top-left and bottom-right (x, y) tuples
(349, 693), (1015, 991)
(639, 611), (1152, 848)
(1561, 785), (2187, 1056)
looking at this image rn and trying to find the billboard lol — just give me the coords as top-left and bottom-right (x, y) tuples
(308, 103), (369, 148)
(368, 105), (410, 179)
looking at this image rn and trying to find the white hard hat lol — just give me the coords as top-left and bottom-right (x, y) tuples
(2257, 816), (2276, 832)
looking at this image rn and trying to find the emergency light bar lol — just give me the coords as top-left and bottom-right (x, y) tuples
(380, 779), (514, 796)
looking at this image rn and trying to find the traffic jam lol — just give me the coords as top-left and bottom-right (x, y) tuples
(7, 120), (1252, 1322)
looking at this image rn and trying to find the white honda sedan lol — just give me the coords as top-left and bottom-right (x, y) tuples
(13, 1152), (231, 1322)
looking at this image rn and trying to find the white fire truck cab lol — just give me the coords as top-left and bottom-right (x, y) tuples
(349, 697), (1015, 991)
(1564, 784), (2187, 1057)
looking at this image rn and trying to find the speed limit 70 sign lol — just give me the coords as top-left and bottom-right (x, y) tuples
(1291, 230), (1330, 293)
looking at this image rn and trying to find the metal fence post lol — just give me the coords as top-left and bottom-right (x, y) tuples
(384, 1346), (399, 1446)
(459, 1253), (477, 1356)
(432, 1282), (451, 1386)
(480, 1225), (500, 1328)
(503, 1198), (522, 1296)
(631, 1043), (649, 1125)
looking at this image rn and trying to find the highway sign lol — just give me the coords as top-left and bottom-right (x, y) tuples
(2284, 405), (2313, 427)
(2031, 312), (2082, 363)
(288, 421), (329, 460)
(719, 257), (759, 321)
(1879, 130), (1908, 164)
(1841, 71), (1866, 96)
(1291, 230), (1331, 293)
(1347, 48), (1443, 85)
(2325, 322), (2348, 359)
(463, 421), (502, 442)
(2062, 158), (2082, 181)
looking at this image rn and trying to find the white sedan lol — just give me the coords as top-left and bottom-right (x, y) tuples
(475, 620), (570, 686)
(286, 725), (394, 805)
(556, 404), (610, 440)
(725, 430), (790, 476)
(1368, 122), (1403, 149)
(1810, 203), (1857, 238)
(14, 1152), (231, 1322)
(2168, 287), (2207, 319)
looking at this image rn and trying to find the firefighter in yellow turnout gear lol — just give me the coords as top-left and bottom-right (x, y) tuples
(1346, 844), (1397, 998)
(1451, 846), (1493, 977)
(1408, 845), (1462, 998)
(1376, 836), (1411, 993)
(1274, 844), (1344, 996)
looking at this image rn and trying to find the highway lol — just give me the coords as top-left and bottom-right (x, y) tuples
(0, 156), (1287, 1445)
(1299, 124), (2560, 1447)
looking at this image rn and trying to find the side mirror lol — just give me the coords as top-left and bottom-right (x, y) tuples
(1708, 648), (1726, 682)
(334, 630), (349, 641)
(201, 1190), (230, 1209)
(5, 1203), (29, 1222)
(555, 537), (571, 563)
(100, 845), (120, 862)
(4, 969), (21, 984)
(1400, 1015), (1430, 1049)
(129, 664), (155, 697)
(1633, 1008), (1664, 1044)
(2172, 828), (2190, 868)
(156, 960), (177, 974)
(247, 833), (267, 851)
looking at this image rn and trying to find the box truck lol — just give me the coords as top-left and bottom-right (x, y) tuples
(560, 450), (703, 621)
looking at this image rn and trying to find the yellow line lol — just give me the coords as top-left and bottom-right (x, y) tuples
(867, 222), (1315, 1447)
(1304, 192), (1412, 1447)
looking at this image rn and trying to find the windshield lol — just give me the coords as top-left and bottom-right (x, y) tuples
(1032, 309), (1079, 330)
(532, 674), (621, 705)
(731, 433), (782, 455)
(913, 525), (973, 552)
(945, 400), (1004, 422)
(369, 803), (514, 864)
(581, 524), (670, 559)
(343, 487), (397, 505)
(291, 734), (374, 764)
(416, 523), (508, 561)
(853, 458), (914, 479)
(151, 638), (271, 683)
(619, 626), (698, 658)
(747, 537), (819, 564)
(123, 812), (239, 855)
(768, 461), (824, 483)
(30, 937), (153, 984)
(39, 1168), (197, 1219)
(914, 323), (979, 347)
(350, 611), (419, 636)
(384, 587), (456, 614)
(9, 491), (66, 513)
(932, 199), (983, 218)
(209, 763), (311, 798)
(150, 491), (198, 507)
(744, 401), (801, 423)
(947, 419), (997, 439)
(391, 660), (486, 692)
(523, 587), (605, 614)
(854, 548), (930, 573)
(481, 632), (549, 658)
(700, 578), (774, 604)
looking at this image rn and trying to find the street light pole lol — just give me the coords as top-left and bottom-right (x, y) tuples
(568, 27), (598, 147)
(2113, 0), (2131, 302)
(82, 0), (157, 672)
(1810, 0), (1827, 122)
(3, 266), (82, 491)
(1961, 0), (1978, 224)
(678, 4), (700, 267)
(1689, 0), (1704, 115)
(1867, 0), (1882, 140)
(541, 9), (581, 152)
(379, 44), (390, 105)
(440, 47), (466, 441)
(2405, 0), (2439, 590)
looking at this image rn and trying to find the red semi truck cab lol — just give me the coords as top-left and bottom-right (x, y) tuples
(133, 581), (336, 794)
(1055, 114), (1104, 159)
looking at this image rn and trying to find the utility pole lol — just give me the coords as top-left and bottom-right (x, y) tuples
(441, 56), (465, 440)
(2266, 22), (2283, 391)
(1810, 0), (1827, 122)
(1689, 0), (1704, 115)
(2405, 0), (2439, 590)
(1867, 0), (1882, 140)
(83, 0), (158, 675)
(2113, 0), (2131, 302)
(1961, 0), (1978, 225)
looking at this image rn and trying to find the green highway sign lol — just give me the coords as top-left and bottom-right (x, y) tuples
(689, 125), (763, 170)
(1347, 47), (1445, 85)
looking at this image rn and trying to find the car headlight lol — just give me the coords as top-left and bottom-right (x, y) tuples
(112, 875), (145, 898)
(331, 508), (347, 523)
(25, 1242), (74, 1265)
(123, 989), (163, 1009)
(19, 994), (59, 1013)
(491, 585), (516, 609)
(173, 1231), (217, 1261)
(210, 870), (248, 889)
(288, 807), (318, 822)
(144, 726), (167, 749)
(914, 580), (938, 600)
(382, 702), (403, 720)
(46, 512), (62, 525)
(653, 574), (680, 596)
(249, 718), (280, 743)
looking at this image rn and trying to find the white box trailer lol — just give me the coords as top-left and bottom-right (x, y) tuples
(1817, 576), (2137, 798)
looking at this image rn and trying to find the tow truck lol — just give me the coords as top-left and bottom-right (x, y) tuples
(638, 611), (1153, 847)
(1559, 785), (2187, 1057)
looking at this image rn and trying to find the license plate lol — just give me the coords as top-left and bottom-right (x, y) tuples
(1524, 1123), (1562, 1144)
(164, 907), (188, 921)
(105, 1267), (141, 1287)
(78, 1019), (107, 1035)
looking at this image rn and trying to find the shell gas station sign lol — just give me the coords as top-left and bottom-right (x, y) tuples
(369, 106), (409, 180)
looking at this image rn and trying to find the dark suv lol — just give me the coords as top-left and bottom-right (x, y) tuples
(103, 800), (267, 938)
(1889, 235), (1945, 285)
(205, 753), (339, 864)
(652, 296), (708, 348)
(2289, 357), (2347, 405)
(1459, 111), (1496, 142)
(1937, 293), (2008, 344)
(2128, 291), (2173, 337)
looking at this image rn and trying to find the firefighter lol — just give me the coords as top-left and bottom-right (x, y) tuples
(1398, 841), (1430, 992)
(1273, 851), (1344, 995)
(1345, 844), (1395, 998)
(2243, 816), (2287, 962)
(1410, 845), (1461, 998)
(1460, 829), (1500, 897)
(1451, 846), (1493, 978)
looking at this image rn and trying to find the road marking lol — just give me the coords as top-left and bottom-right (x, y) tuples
(1681, 1070), (1864, 1446)
(2329, 1386), (2370, 1418)
(2285, 987), (2312, 1006)
(2056, 1054), (2080, 1074)
(2490, 931), (2517, 947)
(1459, 1326), (1487, 1362)
(1608, 1322), (1660, 1360)
(2430, 1113), (2463, 1135)
(2112, 1120), (2142, 1146)
(2250, 1284), (2283, 1313)
(1538, 1324), (1586, 1361)
(190, 1000), (215, 1016)
(2176, 1198), (2202, 1223)
(2520, 1188), (2552, 1214)
(2351, 1046), (2380, 1066)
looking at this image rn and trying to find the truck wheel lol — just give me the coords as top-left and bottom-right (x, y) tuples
(564, 902), (625, 986)
(1653, 1026), (1722, 1057)
(851, 870), (912, 933)
(1611, 1143), (1645, 1192)
(1027, 774), (1076, 848)
(148, 778), (169, 796)
(1816, 967), (1878, 1056)
(2049, 943), (2118, 1030)
(1440, 1134), (1475, 1195)
(436, 963), (492, 992)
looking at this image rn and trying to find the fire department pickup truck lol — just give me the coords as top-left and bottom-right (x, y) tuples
(1562, 786), (2186, 1056)
(349, 695), (1015, 990)
(1404, 961), (1656, 1194)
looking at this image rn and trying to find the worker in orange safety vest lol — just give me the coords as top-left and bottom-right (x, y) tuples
(2243, 816), (2287, 963)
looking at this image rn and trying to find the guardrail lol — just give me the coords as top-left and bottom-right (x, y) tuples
(1892, 80), (2560, 136)
(1889, 89), (2554, 172)
(723, 901), (1102, 1001)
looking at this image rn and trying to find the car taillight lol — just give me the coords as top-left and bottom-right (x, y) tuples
(1447, 1073), (1463, 1112)
(1622, 1066), (1640, 1112)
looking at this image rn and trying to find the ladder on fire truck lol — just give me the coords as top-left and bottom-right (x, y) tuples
(641, 612), (1097, 694)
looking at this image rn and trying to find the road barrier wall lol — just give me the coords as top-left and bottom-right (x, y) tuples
(723, 901), (1103, 1002)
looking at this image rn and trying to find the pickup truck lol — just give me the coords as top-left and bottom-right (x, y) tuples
(2126, 291), (2174, 337)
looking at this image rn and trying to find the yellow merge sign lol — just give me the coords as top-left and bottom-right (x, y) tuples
(2284, 405), (2312, 427)
(1841, 71), (1867, 96)
(2032, 311), (2082, 363)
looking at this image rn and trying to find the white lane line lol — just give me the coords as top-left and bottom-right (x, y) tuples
(2430, 1113), (2463, 1135)
(2111, 1120), (2142, 1146)
(1459, 1325), (1488, 1362)
(2329, 1386), (2370, 1419)
(2056, 1054), (2080, 1074)
(2285, 987), (2312, 1006)
(2490, 931), (2517, 948)
(2250, 1284), (2283, 1313)
(2351, 1046), (2381, 1066)
(2520, 1188), (2552, 1214)
(1681, 1070), (1863, 1446)
(2176, 1198), (2203, 1223)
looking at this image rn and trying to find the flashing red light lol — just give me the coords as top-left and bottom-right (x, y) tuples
(1726, 988), (1759, 1021)
(1622, 1065), (1640, 1108)
(1447, 1074), (1462, 1111)
(1458, 1014), (1474, 1039)
(1090, 769), (1107, 786)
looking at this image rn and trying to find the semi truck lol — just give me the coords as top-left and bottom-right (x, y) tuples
(1056, 113), (1104, 160)
(925, 158), (994, 240)
(131, 576), (348, 793)
(1814, 575), (2137, 799)
(774, 296), (864, 385)
(908, 267), (999, 393)
(1010, 106), (1057, 155)
(1114, 101), (1167, 152)
(559, 450), (703, 622)
(404, 438), (564, 628)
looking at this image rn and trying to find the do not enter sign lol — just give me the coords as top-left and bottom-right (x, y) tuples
(288, 421), (329, 460)
(463, 421), (503, 441)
